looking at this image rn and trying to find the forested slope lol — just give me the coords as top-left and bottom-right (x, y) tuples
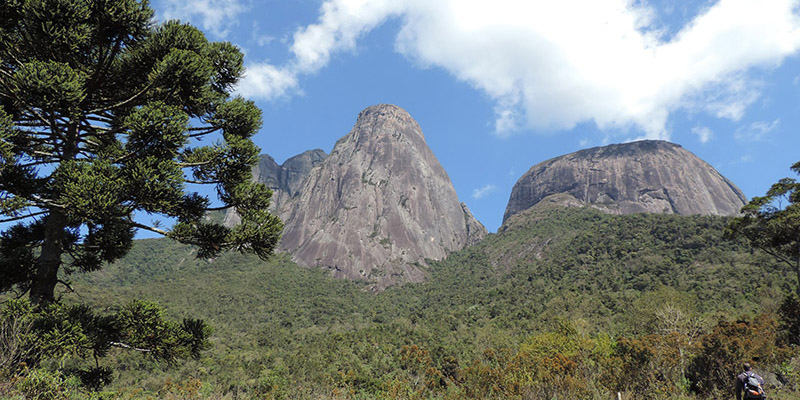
(56, 205), (799, 398)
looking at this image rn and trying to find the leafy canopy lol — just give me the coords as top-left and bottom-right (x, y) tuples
(0, 0), (282, 304)
(1, 297), (212, 390)
(727, 161), (800, 292)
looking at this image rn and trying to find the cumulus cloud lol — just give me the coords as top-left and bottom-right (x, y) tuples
(734, 119), (780, 142)
(472, 184), (497, 200)
(289, 1), (407, 73)
(237, 0), (800, 138)
(692, 126), (713, 143)
(158, 0), (248, 37)
(237, 63), (299, 100)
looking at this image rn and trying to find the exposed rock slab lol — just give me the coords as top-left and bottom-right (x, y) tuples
(223, 150), (327, 226)
(504, 140), (747, 223)
(279, 104), (486, 288)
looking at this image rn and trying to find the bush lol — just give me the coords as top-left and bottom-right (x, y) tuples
(689, 314), (789, 396)
(14, 368), (80, 400)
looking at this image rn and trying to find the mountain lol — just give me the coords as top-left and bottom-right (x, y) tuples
(222, 150), (327, 226)
(503, 140), (747, 223)
(275, 104), (486, 288)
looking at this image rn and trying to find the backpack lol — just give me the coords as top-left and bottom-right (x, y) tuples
(742, 372), (766, 399)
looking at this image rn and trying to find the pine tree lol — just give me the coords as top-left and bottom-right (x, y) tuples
(727, 161), (800, 293)
(0, 0), (282, 304)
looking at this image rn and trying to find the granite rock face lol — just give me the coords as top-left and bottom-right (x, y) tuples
(223, 149), (327, 226)
(503, 140), (747, 223)
(279, 104), (486, 288)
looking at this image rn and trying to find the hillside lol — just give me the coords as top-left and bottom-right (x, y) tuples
(61, 204), (795, 398)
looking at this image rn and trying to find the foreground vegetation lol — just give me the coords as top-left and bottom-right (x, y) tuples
(3, 205), (799, 399)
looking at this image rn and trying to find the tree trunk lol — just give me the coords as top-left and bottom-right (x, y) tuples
(30, 211), (67, 305)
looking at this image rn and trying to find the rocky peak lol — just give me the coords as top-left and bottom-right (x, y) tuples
(280, 149), (328, 197)
(279, 104), (486, 289)
(503, 140), (747, 223)
(223, 149), (327, 227)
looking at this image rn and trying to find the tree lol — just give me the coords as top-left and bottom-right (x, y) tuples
(0, 298), (213, 391)
(727, 161), (800, 294)
(0, 0), (282, 305)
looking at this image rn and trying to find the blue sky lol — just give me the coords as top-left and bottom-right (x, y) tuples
(153, 0), (800, 233)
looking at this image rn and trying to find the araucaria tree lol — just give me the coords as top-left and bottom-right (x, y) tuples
(0, 0), (282, 305)
(727, 161), (800, 293)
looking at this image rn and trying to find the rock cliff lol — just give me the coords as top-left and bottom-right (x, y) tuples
(279, 104), (486, 288)
(223, 149), (327, 226)
(503, 140), (747, 223)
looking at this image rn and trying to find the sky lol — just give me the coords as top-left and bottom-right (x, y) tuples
(152, 0), (800, 233)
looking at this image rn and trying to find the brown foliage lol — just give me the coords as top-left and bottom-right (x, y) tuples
(616, 332), (697, 399)
(689, 314), (789, 396)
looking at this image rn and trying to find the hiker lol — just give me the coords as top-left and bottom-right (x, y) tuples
(736, 362), (766, 400)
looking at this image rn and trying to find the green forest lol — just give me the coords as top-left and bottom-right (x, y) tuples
(4, 204), (800, 399)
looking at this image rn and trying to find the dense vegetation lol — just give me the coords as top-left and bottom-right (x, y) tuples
(1, 0), (282, 392)
(3, 204), (798, 399)
(0, 0), (281, 306)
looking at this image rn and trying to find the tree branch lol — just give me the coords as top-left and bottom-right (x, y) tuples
(32, 150), (57, 158)
(81, 138), (102, 148)
(18, 104), (52, 129)
(88, 82), (154, 114)
(57, 279), (79, 296)
(0, 210), (47, 224)
(85, 115), (114, 124)
(83, 36), (122, 104)
(188, 126), (217, 132)
(128, 220), (169, 236)
(177, 160), (215, 168)
(82, 125), (112, 133)
(756, 245), (796, 270)
(12, 121), (50, 128)
(187, 127), (218, 138)
(30, 195), (66, 210)
(185, 179), (222, 185)
(204, 205), (231, 212)
(110, 341), (152, 353)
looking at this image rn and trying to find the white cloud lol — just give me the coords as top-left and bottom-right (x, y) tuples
(289, 1), (407, 73)
(250, 21), (276, 46)
(236, 0), (800, 135)
(494, 107), (521, 135)
(236, 63), (299, 100)
(158, 0), (248, 37)
(254, 34), (275, 47)
(734, 119), (780, 142)
(692, 126), (713, 143)
(472, 184), (497, 199)
(688, 76), (763, 121)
